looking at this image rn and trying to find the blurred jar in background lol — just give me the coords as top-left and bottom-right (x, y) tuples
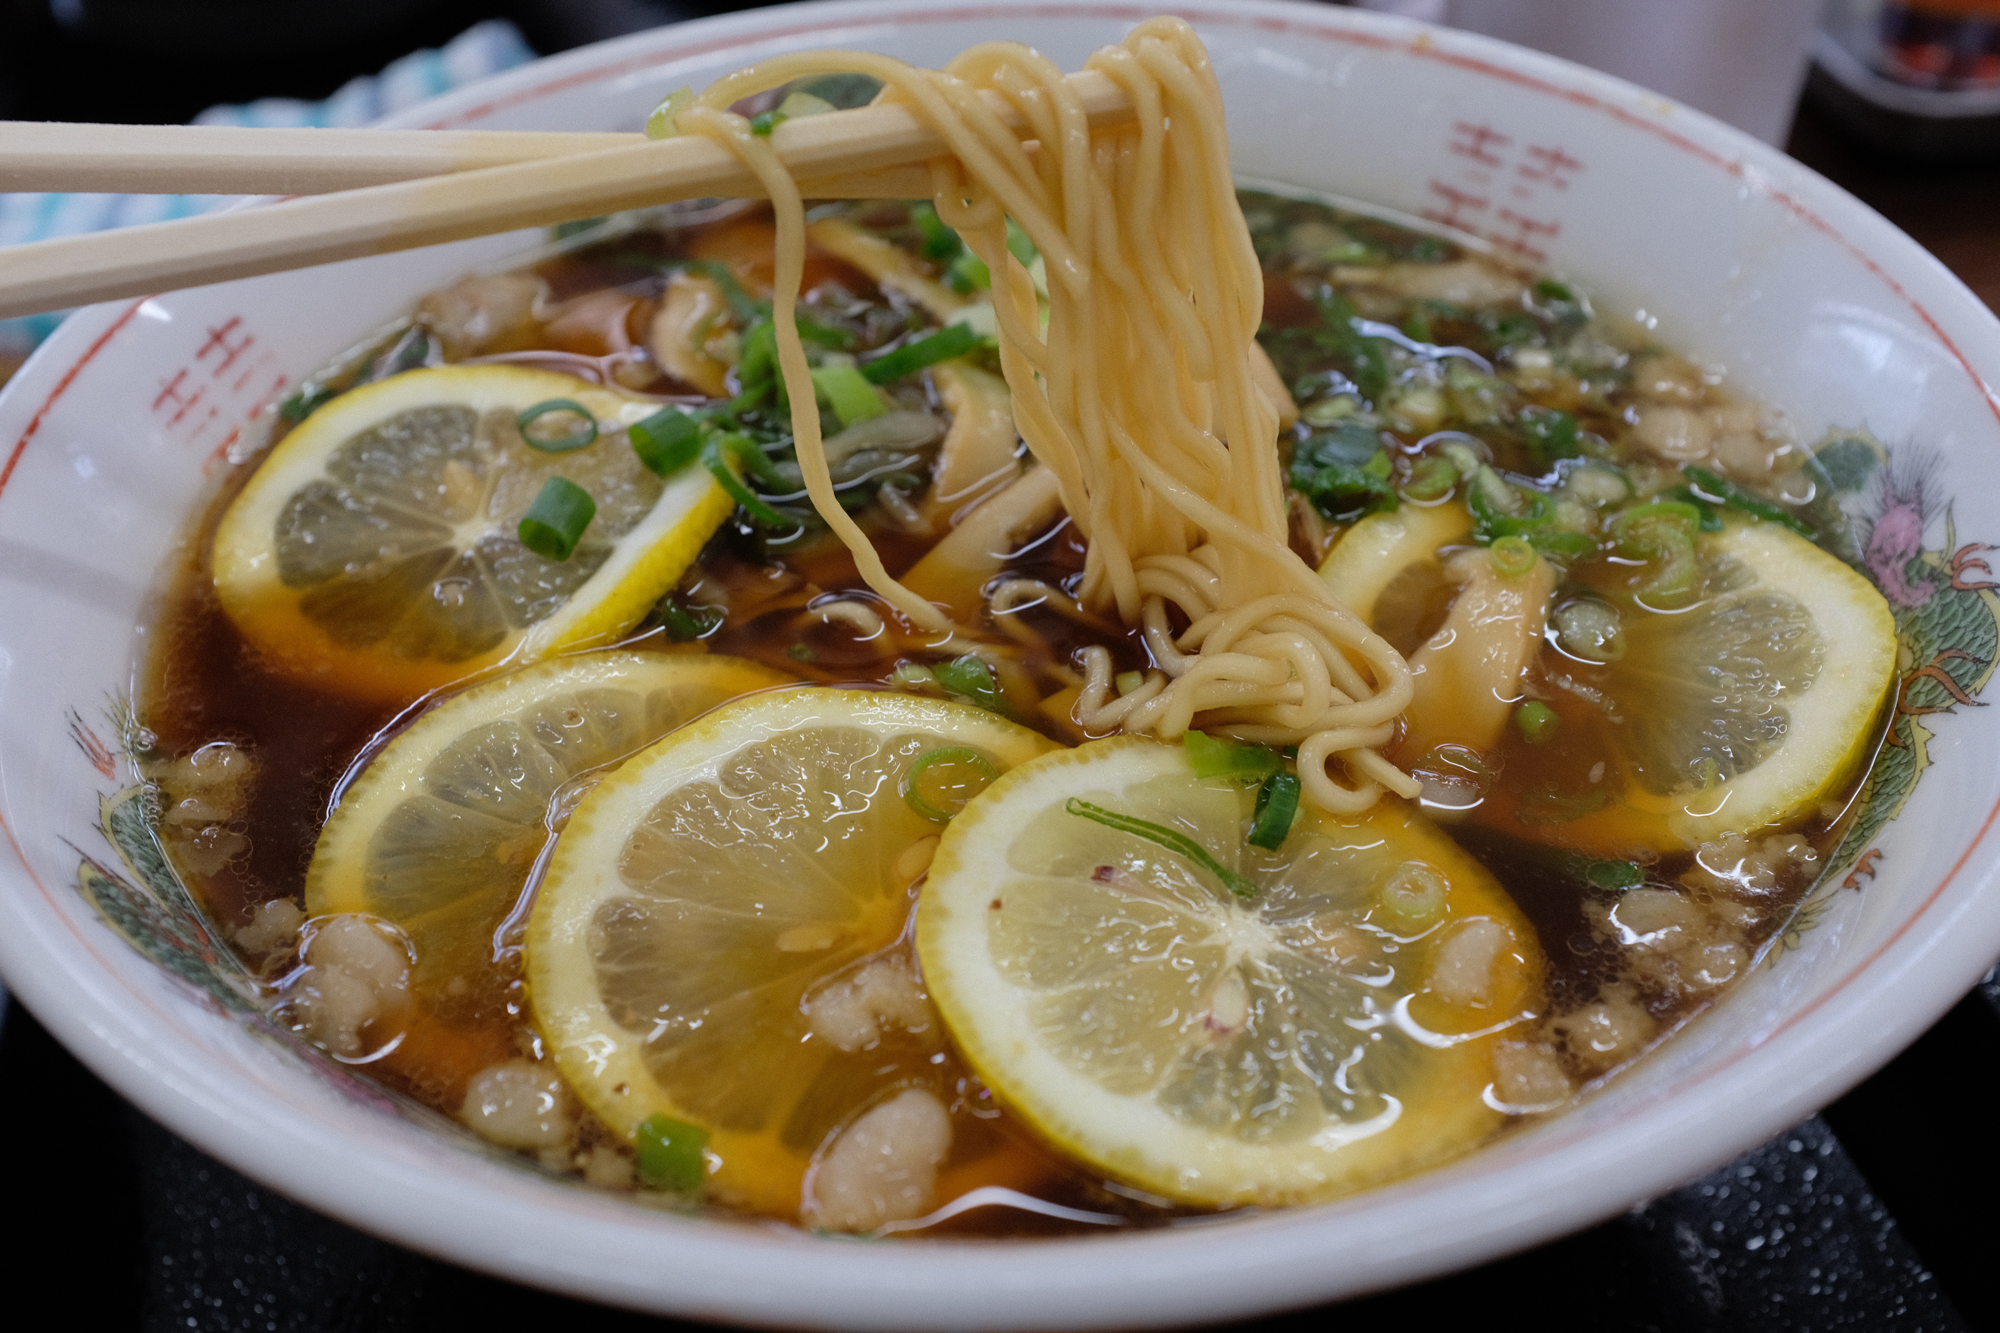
(1875, 0), (2000, 90)
(1811, 0), (2000, 157)
(1357, 0), (1829, 145)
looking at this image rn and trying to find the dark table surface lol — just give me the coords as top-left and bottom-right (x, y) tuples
(5, 9), (2000, 1328)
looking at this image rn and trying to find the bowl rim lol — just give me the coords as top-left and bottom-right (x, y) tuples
(4, 0), (2000, 1327)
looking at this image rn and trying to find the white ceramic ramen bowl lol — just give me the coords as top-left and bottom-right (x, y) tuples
(4, 1), (1999, 1326)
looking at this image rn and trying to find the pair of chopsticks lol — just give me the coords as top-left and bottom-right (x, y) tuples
(0, 71), (1134, 320)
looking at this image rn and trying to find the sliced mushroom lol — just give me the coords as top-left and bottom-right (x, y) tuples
(807, 217), (967, 322)
(923, 361), (1021, 527)
(900, 466), (1064, 622)
(415, 271), (544, 360)
(649, 272), (735, 398)
(1396, 544), (1556, 764)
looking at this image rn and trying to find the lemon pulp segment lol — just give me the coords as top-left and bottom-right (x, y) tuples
(525, 689), (1058, 1213)
(306, 650), (793, 1021)
(918, 737), (1543, 1207)
(213, 366), (735, 702)
(1483, 518), (1897, 854)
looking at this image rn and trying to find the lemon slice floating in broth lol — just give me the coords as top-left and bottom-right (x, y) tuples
(917, 737), (1543, 1207)
(525, 689), (1057, 1214)
(1482, 518), (1897, 855)
(306, 651), (792, 1024)
(213, 366), (736, 702)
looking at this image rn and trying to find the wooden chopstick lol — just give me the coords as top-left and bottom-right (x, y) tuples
(0, 122), (642, 195)
(0, 71), (1133, 320)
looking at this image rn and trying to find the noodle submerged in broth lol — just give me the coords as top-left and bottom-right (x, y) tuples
(137, 23), (1896, 1235)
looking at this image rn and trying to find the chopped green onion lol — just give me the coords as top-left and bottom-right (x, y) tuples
(518, 477), (596, 561)
(656, 594), (724, 642)
(1379, 861), (1448, 928)
(733, 320), (779, 403)
(1005, 216), (1039, 267)
(933, 655), (1007, 713)
(946, 251), (990, 294)
(1681, 465), (1817, 539)
(1183, 731), (1283, 782)
(629, 406), (703, 476)
(1517, 404), (1580, 467)
(775, 90), (836, 120)
(1115, 670), (1145, 696)
(1553, 599), (1626, 663)
(1513, 701), (1560, 744)
(1533, 279), (1576, 304)
(887, 662), (937, 687)
(1064, 798), (1255, 899)
(861, 323), (982, 384)
(786, 643), (818, 663)
(1611, 501), (1701, 601)
(809, 364), (889, 427)
(1665, 485), (1725, 532)
(645, 88), (692, 140)
(516, 399), (598, 453)
(902, 746), (1000, 822)
(797, 317), (855, 350)
(279, 383), (335, 423)
(1403, 456), (1458, 502)
(910, 203), (963, 261)
(681, 259), (768, 326)
(1248, 771), (1301, 850)
(749, 110), (783, 136)
(634, 1113), (708, 1191)
(1489, 534), (1537, 577)
(1585, 859), (1644, 890)
(701, 435), (791, 529)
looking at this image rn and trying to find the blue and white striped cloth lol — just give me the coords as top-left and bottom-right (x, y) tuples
(0, 19), (538, 363)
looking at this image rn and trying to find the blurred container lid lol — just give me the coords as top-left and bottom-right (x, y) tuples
(1808, 0), (2000, 159)
(1357, 0), (1828, 146)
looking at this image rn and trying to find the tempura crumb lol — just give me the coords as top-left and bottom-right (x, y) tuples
(804, 956), (934, 1052)
(1681, 831), (1818, 901)
(1492, 1040), (1574, 1109)
(153, 741), (258, 877)
(1550, 985), (1656, 1074)
(291, 915), (412, 1057)
(1428, 919), (1513, 1007)
(806, 1088), (952, 1233)
(461, 1060), (576, 1150)
(582, 1144), (636, 1189)
(234, 898), (304, 959)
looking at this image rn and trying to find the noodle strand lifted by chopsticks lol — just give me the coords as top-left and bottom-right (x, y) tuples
(678, 18), (1419, 814)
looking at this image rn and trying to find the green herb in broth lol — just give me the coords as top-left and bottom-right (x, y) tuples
(135, 187), (1888, 1238)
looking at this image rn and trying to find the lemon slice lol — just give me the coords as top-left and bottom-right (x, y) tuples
(526, 689), (1058, 1213)
(917, 736), (1543, 1208)
(306, 650), (792, 1022)
(214, 366), (736, 702)
(1319, 502), (1472, 654)
(1485, 517), (1897, 855)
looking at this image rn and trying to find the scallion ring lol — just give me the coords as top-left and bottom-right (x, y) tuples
(518, 477), (596, 561)
(516, 399), (599, 453)
(1247, 771), (1301, 851)
(902, 747), (1000, 822)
